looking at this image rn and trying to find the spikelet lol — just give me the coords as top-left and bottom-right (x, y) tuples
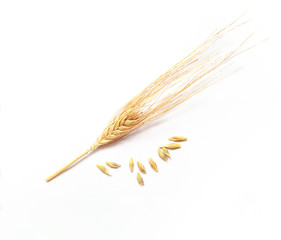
(46, 16), (252, 182)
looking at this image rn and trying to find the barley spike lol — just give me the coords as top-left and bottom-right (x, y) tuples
(46, 15), (253, 182)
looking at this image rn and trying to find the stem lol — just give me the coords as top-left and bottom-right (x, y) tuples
(45, 149), (92, 182)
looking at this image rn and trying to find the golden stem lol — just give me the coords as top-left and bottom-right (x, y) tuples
(45, 149), (92, 182)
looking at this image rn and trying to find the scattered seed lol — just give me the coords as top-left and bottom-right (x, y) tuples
(96, 165), (111, 176)
(129, 158), (134, 172)
(161, 147), (171, 159)
(137, 172), (144, 186)
(148, 158), (158, 172)
(158, 147), (168, 162)
(137, 161), (146, 174)
(162, 143), (181, 149)
(106, 162), (121, 168)
(169, 136), (187, 142)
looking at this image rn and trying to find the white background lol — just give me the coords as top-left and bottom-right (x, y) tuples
(0, 0), (280, 239)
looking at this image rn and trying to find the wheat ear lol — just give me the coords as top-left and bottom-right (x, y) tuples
(46, 17), (252, 182)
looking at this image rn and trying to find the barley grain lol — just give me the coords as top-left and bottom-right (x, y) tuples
(158, 148), (168, 162)
(129, 158), (134, 172)
(96, 165), (111, 176)
(162, 143), (181, 149)
(137, 172), (144, 186)
(137, 161), (146, 174)
(148, 158), (158, 172)
(106, 162), (121, 168)
(161, 147), (171, 158)
(169, 136), (187, 142)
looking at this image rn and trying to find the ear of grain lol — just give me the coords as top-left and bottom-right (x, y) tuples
(161, 147), (171, 159)
(137, 161), (146, 174)
(96, 165), (111, 176)
(158, 148), (168, 162)
(106, 162), (121, 168)
(137, 172), (144, 186)
(46, 17), (252, 182)
(162, 143), (181, 149)
(169, 136), (187, 142)
(148, 158), (158, 172)
(129, 158), (134, 172)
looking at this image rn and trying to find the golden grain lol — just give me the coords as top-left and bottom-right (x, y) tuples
(106, 162), (121, 168)
(161, 147), (171, 158)
(148, 158), (158, 172)
(137, 161), (146, 174)
(169, 136), (187, 142)
(96, 165), (111, 176)
(158, 147), (168, 162)
(137, 172), (144, 186)
(162, 143), (181, 149)
(129, 158), (134, 172)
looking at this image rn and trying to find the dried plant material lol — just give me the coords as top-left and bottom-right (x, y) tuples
(162, 143), (181, 150)
(106, 162), (121, 169)
(161, 147), (171, 159)
(137, 161), (146, 174)
(137, 172), (144, 186)
(148, 158), (158, 172)
(129, 158), (134, 173)
(96, 165), (111, 176)
(169, 136), (187, 142)
(46, 16), (253, 182)
(158, 147), (168, 162)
